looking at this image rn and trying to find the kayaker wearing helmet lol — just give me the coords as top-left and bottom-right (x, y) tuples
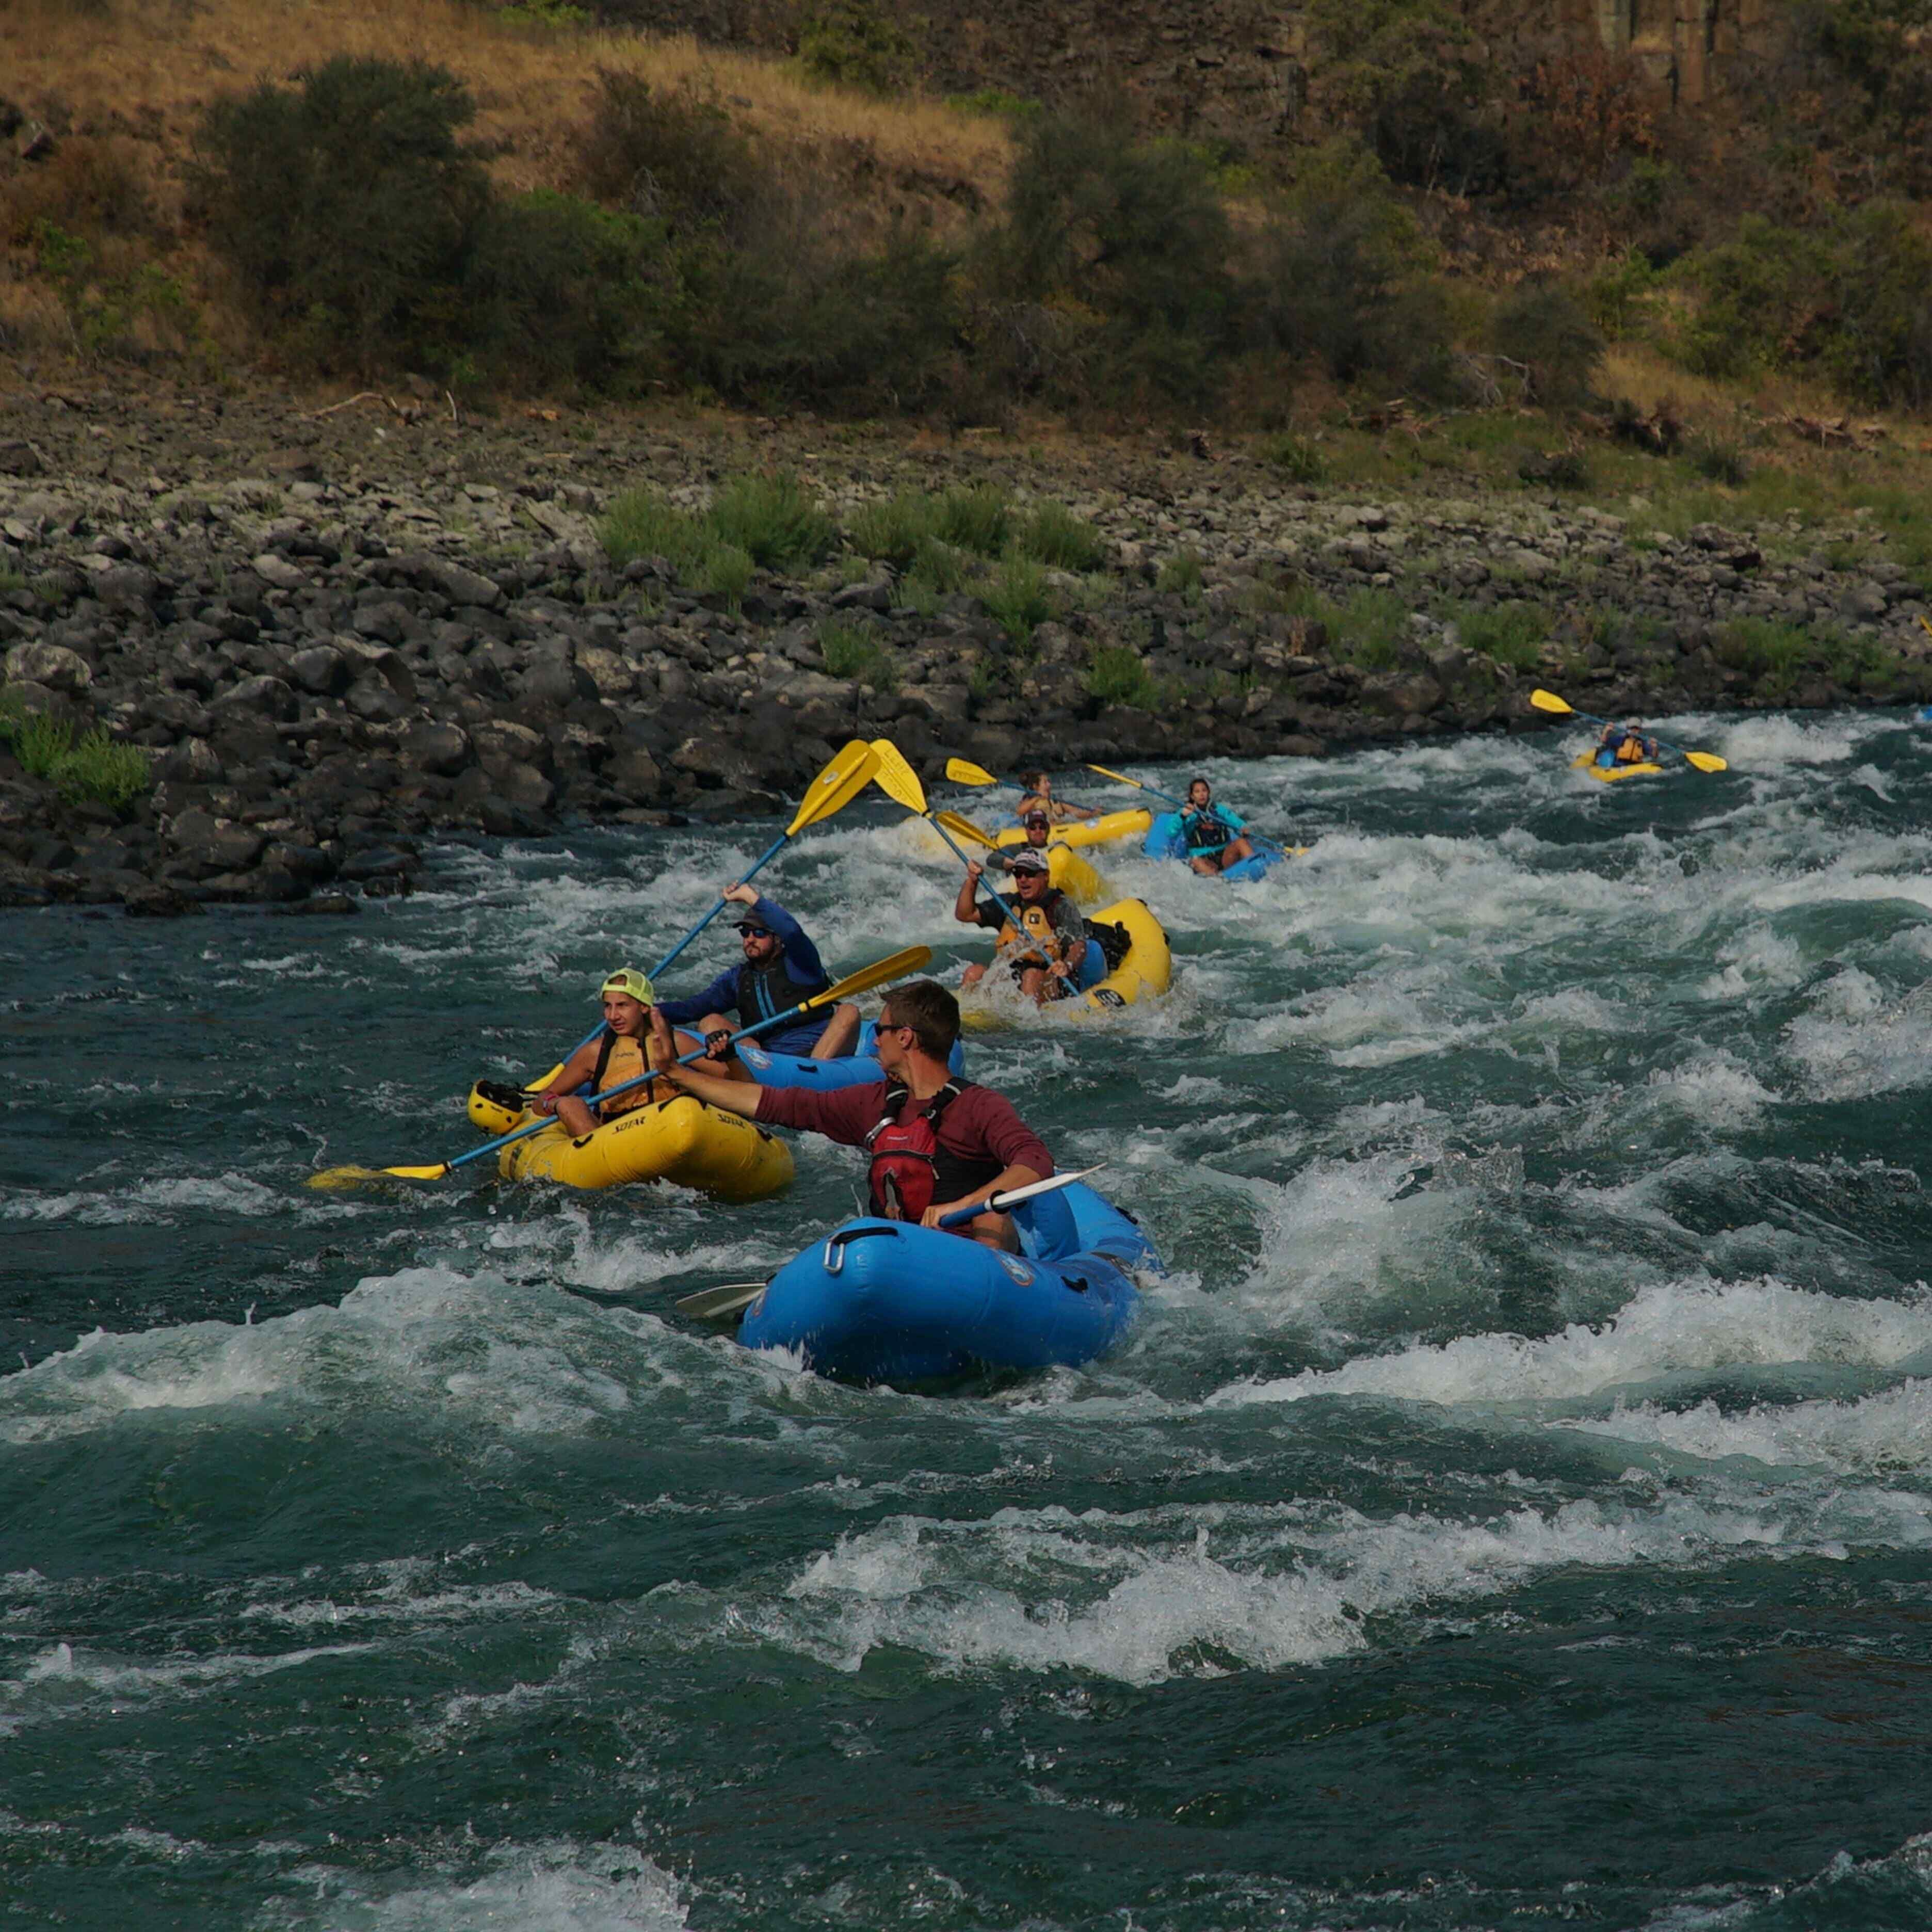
(1016, 770), (1098, 825)
(652, 980), (1051, 1250)
(530, 969), (672, 1135)
(654, 882), (860, 1072)
(1596, 720), (1661, 768)
(1180, 777), (1257, 876)
(988, 807), (1055, 873)
(955, 848), (1089, 1002)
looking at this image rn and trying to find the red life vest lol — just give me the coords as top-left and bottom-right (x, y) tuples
(863, 1080), (997, 1221)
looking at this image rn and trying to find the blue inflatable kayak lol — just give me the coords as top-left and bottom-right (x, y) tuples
(739, 1019), (966, 1091)
(737, 1182), (1157, 1382)
(1144, 812), (1280, 882)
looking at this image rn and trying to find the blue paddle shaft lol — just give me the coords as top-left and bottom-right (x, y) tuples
(647, 829), (791, 979)
(1563, 705), (1688, 762)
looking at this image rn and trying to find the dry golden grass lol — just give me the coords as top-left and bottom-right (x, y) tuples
(2, 0), (1012, 226)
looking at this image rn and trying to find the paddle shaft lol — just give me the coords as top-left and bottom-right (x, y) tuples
(937, 1165), (1101, 1227)
(648, 830), (789, 980)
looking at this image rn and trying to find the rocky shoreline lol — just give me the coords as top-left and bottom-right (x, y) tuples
(3, 380), (1929, 914)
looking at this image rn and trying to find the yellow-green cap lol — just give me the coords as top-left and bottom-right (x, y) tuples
(600, 967), (655, 1005)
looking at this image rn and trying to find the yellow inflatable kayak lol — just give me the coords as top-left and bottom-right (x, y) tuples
(467, 1082), (794, 1200)
(1572, 753), (1663, 783)
(962, 897), (1172, 1026)
(993, 808), (1150, 851)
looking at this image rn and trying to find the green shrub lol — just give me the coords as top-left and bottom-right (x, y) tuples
(796, 0), (920, 94)
(191, 55), (491, 371)
(1084, 643), (1161, 708)
(1688, 434), (1750, 485)
(0, 700), (151, 812)
(675, 218), (958, 412)
(947, 89), (1043, 124)
(31, 220), (207, 368)
(0, 569), (23, 595)
(1156, 549), (1204, 595)
(1251, 140), (1450, 391)
(817, 617), (897, 689)
(1448, 599), (1545, 669)
(1584, 246), (1660, 341)
(1492, 279), (1604, 408)
(897, 535), (971, 612)
(982, 554), (1053, 646)
(708, 471), (836, 570)
(1334, 587), (1411, 669)
(993, 105), (1236, 407)
(599, 487), (712, 574)
(462, 189), (664, 391)
(848, 490), (937, 569)
(1258, 432), (1327, 482)
(933, 484), (1013, 556)
(572, 70), (764, 236)
(1714, 616), (1811, 695)
(1016, 501), (1107, 571)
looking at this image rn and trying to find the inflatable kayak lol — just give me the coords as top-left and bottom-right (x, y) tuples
(740, 1019), (967, 1090)
(737, 1181), (1158, 1381)
(1143, 812), (1302, 881)
(1573, 752), (1663, 783)
(961, 897), (1172, 1026)
(992, 808), (1150, 852)
(468, 1086), (794, 1201)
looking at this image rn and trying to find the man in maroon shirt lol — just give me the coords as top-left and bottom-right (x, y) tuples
(649, 979), (1051, 1250)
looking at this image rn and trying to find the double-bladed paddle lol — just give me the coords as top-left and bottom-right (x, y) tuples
(1530, 689), (1728, 772)
(672, 1165), (1109, 1322)
(874, 740), (1007, 917)
(308, 943), (932, 1188)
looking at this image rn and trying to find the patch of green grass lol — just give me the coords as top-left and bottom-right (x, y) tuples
(1687, 436), (1750, 486)
(708, 471), (835, 571)
(1714, 616), (1811, 696)
(0, 696), (152, 812)
(981, 554), (1053, 647)
(1333, 588), (1411, 671)
(701, 543), (753, 607)
(1083, 643), (1161, 709)
(817, 617), (897, 691)
(847, 490), (936, 570)
(0, 568), (24, 595)
(1016, 501), (1108, 572)
(1444, 599), (1547, 670)
(1156, 549), (1204, 597)
(599, 487), (714, 576)
(934, 484), (1013, 557)
(1257, 432), (1327, 484)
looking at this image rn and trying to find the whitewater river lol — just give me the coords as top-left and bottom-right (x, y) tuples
(6, 710), (1932, 1930)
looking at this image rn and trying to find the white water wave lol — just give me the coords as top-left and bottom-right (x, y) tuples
(1207, 1277), (1932, 1413)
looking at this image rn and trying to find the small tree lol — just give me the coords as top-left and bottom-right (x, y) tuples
(191, 56), (490, 370)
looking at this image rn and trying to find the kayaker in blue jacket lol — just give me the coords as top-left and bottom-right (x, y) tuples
(1595, 721), (1661, 768)
(656, 884), (859, 1070)
(1180, 777), (1258, 876)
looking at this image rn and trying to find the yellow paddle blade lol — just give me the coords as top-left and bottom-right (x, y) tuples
(1085, 762), (1144, 790)
(945, 756), (997, 788)
(1685, 752), (1729, 773)
(1921, 615), (1932, 640)
(1529, 689), (1575, 716)
(868, 738), (928, 816)
(801, 944), (933, 1012)
(787, 739), (878, 835)
(305, 1166), (390, 1190)
(934, 809), (996, 848)
(381, 1164), (455, 1180)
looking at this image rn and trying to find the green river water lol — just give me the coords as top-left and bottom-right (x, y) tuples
(5, 709), (1932, 1930)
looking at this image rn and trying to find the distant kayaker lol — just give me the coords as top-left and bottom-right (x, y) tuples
(956, 848), (1090, 1002)
(651, 979), (1051, 1249)
(988, 808), (1055, 874)
(530, 968), (672, 1134)
(1596, 720), (1661, 768)
(1017, 770), (1098, 824)
(1180, 777), (1257, 876)
(655, 884), (859, 1072)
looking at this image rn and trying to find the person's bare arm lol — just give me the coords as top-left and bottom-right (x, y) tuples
(954, 861), (986, 924)
(921, 1162), (1043, 1229)
(649, 1009), (761, 1116)
(532, 1038), (601, 1116)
